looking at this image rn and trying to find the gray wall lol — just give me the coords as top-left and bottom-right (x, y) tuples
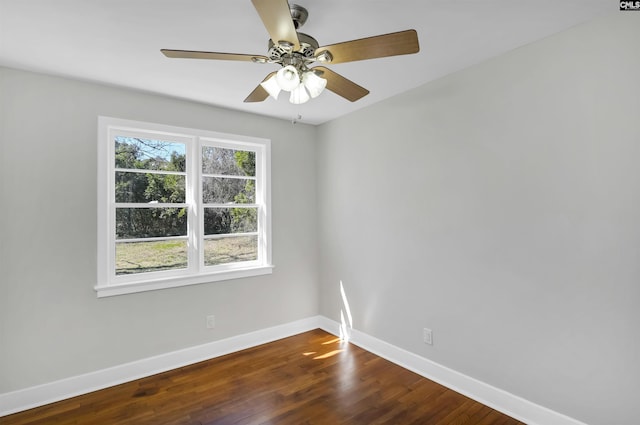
(0, 67), (318, 392)
(2, 11), (639, 425)
(316, 13), (639, 425)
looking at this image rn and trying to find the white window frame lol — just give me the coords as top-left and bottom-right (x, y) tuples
(97, 117), (272, 297)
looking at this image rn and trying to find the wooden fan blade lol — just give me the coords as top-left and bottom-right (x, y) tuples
(251, 0), (300, 51)
(161, 49), (269, 62)
(315, 29), (419, 64)
(244, 72), (277, 103)
(313, 66), (369, 102)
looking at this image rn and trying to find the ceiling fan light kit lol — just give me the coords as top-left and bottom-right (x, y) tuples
(161, 0), (420, 105)
(302, 71), (327, 98)
(259, 73), (282, 99)
(259, 64), (328, 104)
(290, 82), (310, 104)
(275, 65), (301, 91)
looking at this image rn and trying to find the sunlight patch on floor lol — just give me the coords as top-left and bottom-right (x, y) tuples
(313, 349), (344, 360)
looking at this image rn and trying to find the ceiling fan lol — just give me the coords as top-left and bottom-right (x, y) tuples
(161, 0), (419, 105)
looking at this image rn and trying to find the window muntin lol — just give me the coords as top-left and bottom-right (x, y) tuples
(112, 136), (189, 277)
(97, 117), (272, 297)
(200, 142), (260, 269)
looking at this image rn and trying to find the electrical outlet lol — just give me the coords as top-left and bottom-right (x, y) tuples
(206, 315), (215, 329)
(423, 328), (433, 345)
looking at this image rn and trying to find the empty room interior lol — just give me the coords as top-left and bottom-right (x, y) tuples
(0, 1), (638, 424)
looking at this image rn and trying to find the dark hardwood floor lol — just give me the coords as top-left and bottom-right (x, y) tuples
(2, 329), (524, 424)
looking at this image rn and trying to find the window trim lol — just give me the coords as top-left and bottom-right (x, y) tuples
(97, 117), (273, 297)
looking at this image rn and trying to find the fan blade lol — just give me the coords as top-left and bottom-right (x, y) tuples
(161, 49), (269, 62)
(313, 66), (369, 102)
(251, 0), (300, 51)
(244, 72), (277, 103)
(315, 29), (419, 64)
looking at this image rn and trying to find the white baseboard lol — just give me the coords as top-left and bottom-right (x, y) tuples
(317, 316), (587, 425)
(2, 315), (586, 425)
(0, 316), (321, 417)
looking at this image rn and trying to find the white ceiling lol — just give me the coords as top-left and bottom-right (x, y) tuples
(0, 0), (613, 125)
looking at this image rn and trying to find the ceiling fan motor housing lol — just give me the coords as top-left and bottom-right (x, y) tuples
(268, 32), (318, 62)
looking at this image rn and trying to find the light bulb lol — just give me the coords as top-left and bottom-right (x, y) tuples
(302, 71), (327, 98)
(276, 65), (300, 91)
(259, 74), (281, 100)
(289, 83), (310, 104)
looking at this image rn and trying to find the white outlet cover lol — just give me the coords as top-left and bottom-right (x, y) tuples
(206, 315), (215, 329)
(423, 328), (433, 345)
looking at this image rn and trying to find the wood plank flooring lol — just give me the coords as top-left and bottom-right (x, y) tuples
(2, 329), (525, 424)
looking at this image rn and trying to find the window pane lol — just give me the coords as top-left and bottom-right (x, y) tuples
(116, 171), (186, 203)
(202, 146), (255, 176)
(116, 239), (187, 275)
(115, 136), (186, 172)
(116, 208), (187, 239)
(204, 207), (257, 235)
(204, 236), (258, 266)
(202, 177), (255, 204)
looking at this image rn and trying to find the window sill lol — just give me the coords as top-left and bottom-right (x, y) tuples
(95, 265), (274, 298)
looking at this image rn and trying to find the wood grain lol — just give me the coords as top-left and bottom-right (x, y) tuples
(2, 329), (524, 424)
(315, 30), (420, 65)
(313, 66), (369, 102)
(251, 0), (300, 51)
(161, 50), (268, 63)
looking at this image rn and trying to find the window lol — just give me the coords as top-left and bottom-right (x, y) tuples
(97, 117), (272, 297)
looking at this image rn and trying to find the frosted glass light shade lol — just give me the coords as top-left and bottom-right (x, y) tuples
(302, 71), (327, 98)
(289, 83), (310, 104)
(260, 74), (281, 100)
(276, 65), (300, 91)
